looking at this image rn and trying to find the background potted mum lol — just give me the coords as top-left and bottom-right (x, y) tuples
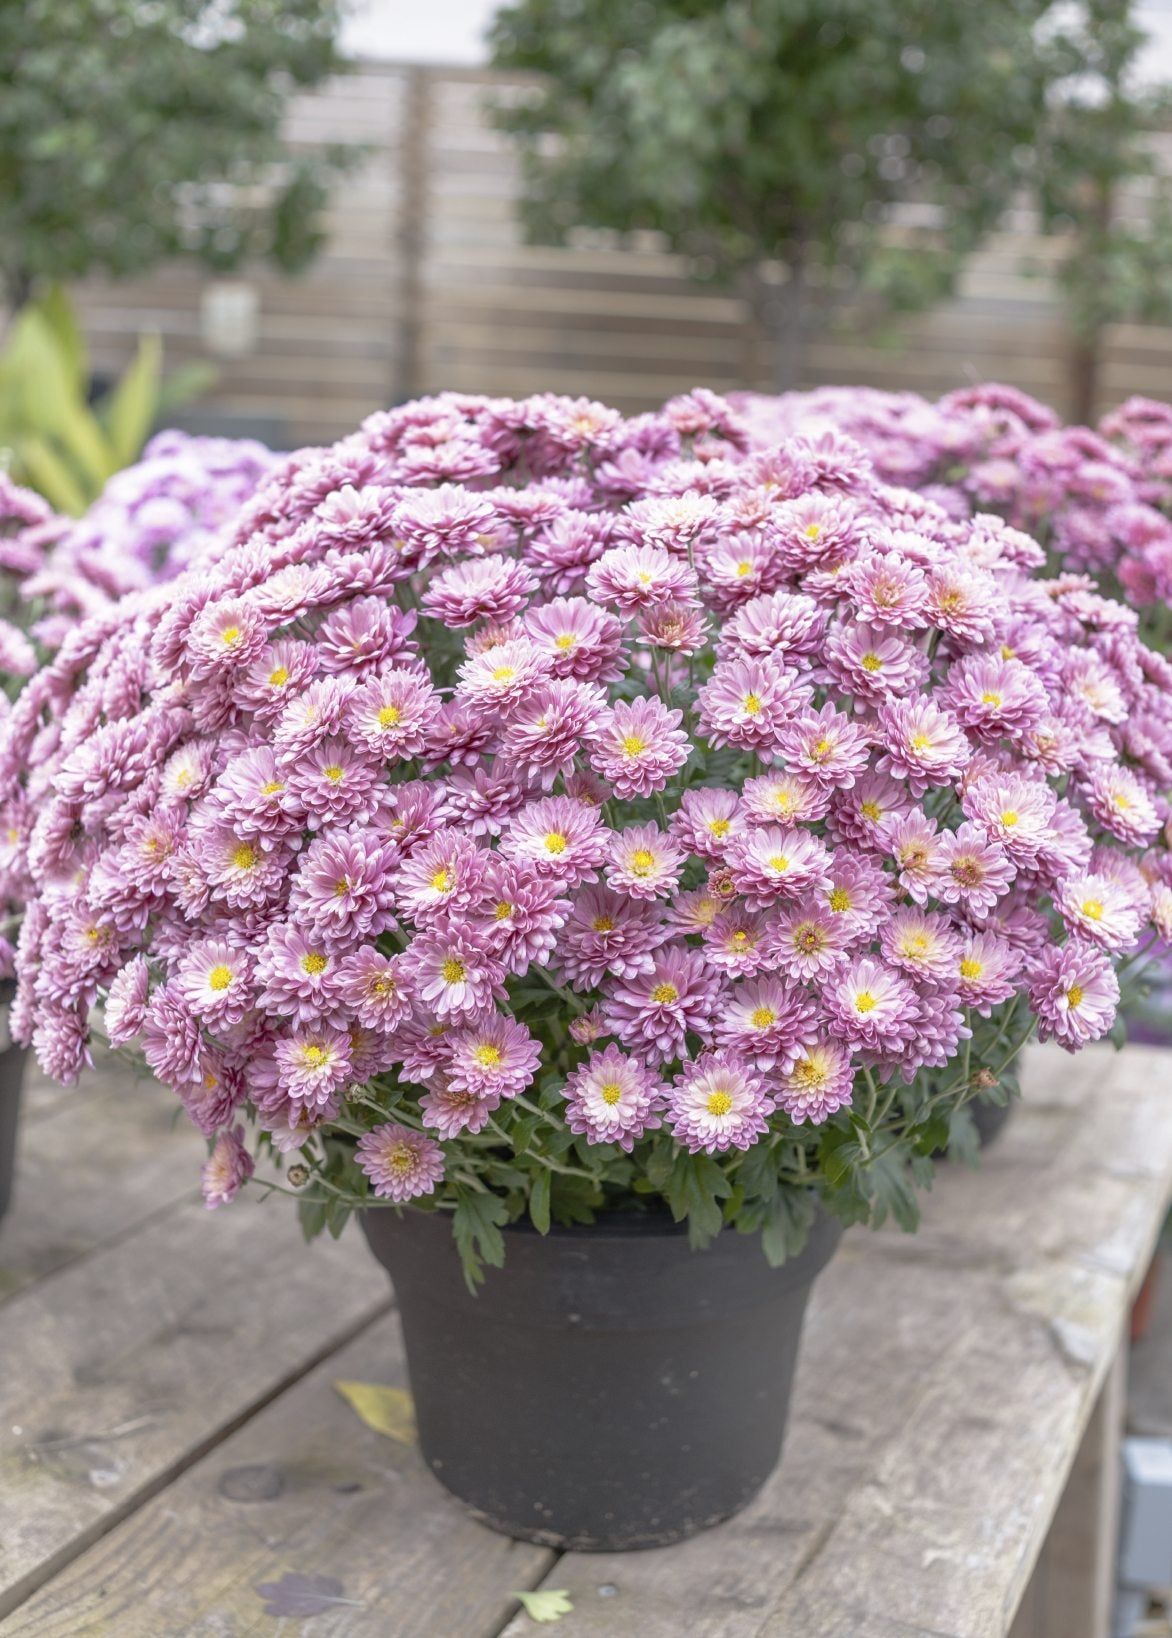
(0, 433), (272, 1221)
(4, 388), (1169, 1550)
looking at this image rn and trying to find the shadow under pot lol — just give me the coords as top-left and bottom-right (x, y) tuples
(361, 1203), (841, 1551)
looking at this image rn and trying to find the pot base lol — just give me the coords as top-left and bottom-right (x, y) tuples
(362, 1204), (840, 1551)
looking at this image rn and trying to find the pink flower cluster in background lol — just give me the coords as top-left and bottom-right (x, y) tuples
(732, 385), (1172, 612)
(2, 388), (1168, 1222)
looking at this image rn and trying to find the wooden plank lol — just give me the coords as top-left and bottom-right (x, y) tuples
(0, 1061), (202, 1305)
(0, 1315), (553, 1638)
(1009, 1348), (1127, 1638)
(0, 1196), (390, 1618)
(493, 1045), (1172, 1638)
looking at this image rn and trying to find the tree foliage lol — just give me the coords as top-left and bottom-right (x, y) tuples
(0, 0), (346, 309)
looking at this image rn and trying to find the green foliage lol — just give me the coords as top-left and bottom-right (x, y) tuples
(489, 0), (1072, 384)
(0, 287), (211, 513)
(453, 1189), (510, 1291)
(0, 0), (346, 308)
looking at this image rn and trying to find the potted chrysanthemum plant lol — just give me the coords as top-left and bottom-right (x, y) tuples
(4, 388), (1167, 1549)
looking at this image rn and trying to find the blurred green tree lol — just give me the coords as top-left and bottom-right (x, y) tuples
(1035, 0), (1172, 420)
(487, 0), (1116, 392)
(0, 0), (345, 312)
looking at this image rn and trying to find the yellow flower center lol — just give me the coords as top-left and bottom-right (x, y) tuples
(767, 854), (790, 873)
(441, 957), (467, 984)
(491, 665), (517, 682)
(706, 1090), (734, 1116)
(494, 901), (513, 921)
(378, 704), (402, 727)
(735, 561), (752, 577)
(861, 652), (882, 673)
(731, 929), (750, 946)
(302, 1045), (328, 1068)
(599, 1081), (623, 1106)
(804, 522), (822, 540)
(1081, 898), (1104, 921)
(232, 841), (258, 870)
(708, 818), (730, 838)
(911, 732), (931, 751)
(621, 734), (646, 757)
(473, 1043), (503, 1068)
(301, 952), (328, 975)
(854, 991), (878, 1014)
(743, 693), (762, 716)
(1001, 810), (1019, 826)
(959, 957), (983, 979)
(861, 799), (882, 821)
(431, 867), (452, 893)
(1066, 984), (1085, 1008)
(268, 665), (289, 687)
(388, 1145), (414, 1173)
(544, 832), (567, 854)
(651, 982), (679, 1004)
(792, 1055), (828, 1090)
(751, 1006), (776, 1029)
(261, 780), (284, 795)
(323, 765), (344, 783)
(208, 964), (233, 991)
(981, 691), (1002, 708)
(795, 922), (825, 953)
(630, 848), (656, 875)
(555, 633), (576, 650)
(220, 625), (241, 646)
(592, 915), (615, 933)
(812, 736), (833, 758)
(828, 887), (851, 912)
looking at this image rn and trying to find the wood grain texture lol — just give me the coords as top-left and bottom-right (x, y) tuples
(0, 1059), (202, 1304)
(0, 1314), (552, 1638)
(496, 1044), (1172, 1638)
(0, 1195), (390, 1619)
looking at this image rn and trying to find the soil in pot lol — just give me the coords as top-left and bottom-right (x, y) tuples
(361, 1204), (841, 1551)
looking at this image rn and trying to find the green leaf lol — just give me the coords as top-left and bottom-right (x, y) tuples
(512, 1589), (574, 1624)
(15, 435), (89, 516)
(35, 285), (87, 392)
(529, 1168), (551, 1235)
(819, 1126), (864, 1188)
(333, 1380), (416, 1444)
(665, 1151), (731, 1249)
(864, 1149), (921, 1234)
(297, 1197), (328, 1242)
(760, 1189), (817, 1268)
(101, 332), (162, 467)
(549, 1172), (602, 1226)
(452, 1190), (508, 1292)
(156, 359), (217, 416)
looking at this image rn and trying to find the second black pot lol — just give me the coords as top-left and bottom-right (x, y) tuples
(361, 1203), (840, 1551)
(0, 1040), (27, 1222)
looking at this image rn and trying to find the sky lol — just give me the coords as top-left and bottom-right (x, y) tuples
(341, 0), (1172, 72)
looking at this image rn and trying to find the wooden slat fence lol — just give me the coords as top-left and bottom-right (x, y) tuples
(53, 62), (1172, 448)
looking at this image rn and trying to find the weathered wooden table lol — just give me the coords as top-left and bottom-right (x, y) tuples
(0, 1042), (1168, 1638)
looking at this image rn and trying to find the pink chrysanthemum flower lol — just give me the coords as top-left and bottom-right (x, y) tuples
(764, 902), (850, 982)
(419, 1079), (497, 1140)
(473, 859), (569, 974)
(196, 827), (291, 911)
(1054, 871), (1143, 952)
(606, 822), (685, 900)
(403, 930), (506, 1021)
(935, 823), (1014, 918)
(844, 549), (930, 628)
(284, 739), (383, 827)
(445, 1013), (542, 1102)
(1029, 944), (1120, 1050)
(829, 771), (915, 850)
(356, 1122), (445, 1202)
(701, 905), (771, 975)
(562, 1044), (665, 1150)
(559, 885), (666, 990)
(396, 832), (491, 925)
(961, 770), (1057, 867)
(637, 602), (710, 654)
(726, 823), (833, 908)
(334, 946), (412, 1032)
(201, 1126), (254, 1209)
(1086, 766), (1160, 846)
(714, 975), (817, 1071)
(772, 492), (860, 571)
(671, 786), (743, 859)
(499, 678), (608, 788)
(776, 703), (872, 789)
(422, 556), (537, 626)
(176, 937), (255, 1028)
(523, 595), (627, 683)
(186, 598), (267, 679)
(585, 544), (699, 612)
(667, 1054), (771, 1155)
(696, 654), (810, 753)
(925, 563), (1000, 644)
(104, 954), (151, 1044)
(824, 956), (921, 1057)
(273, 1023), (354, 1110)
(719, 588), (827, 663)
(880, 907), (961, 983)
(587, 696), (690, 799)
(877, 697), (971, 795)
(943, 653), (1048, 743)
(210, 747), (302, 846)
(883, 812), (944, 904)
(501, 795), (608, 885)
(346, 669), (442, 762)
(605, 944), (720, 1060)
(955, 930), (1025, 1016)
(290, 827), (398, 944)
(775, 1042), (855, 1125)
(317, 597), (418, 677)
(740, 769), (832, 827)
(255, 922), (344, 1025)
(455, 637), (552, 716)
(824, 620), (928, 704)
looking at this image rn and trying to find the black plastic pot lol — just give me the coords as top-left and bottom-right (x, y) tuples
(0, 1041), (27, 1222)
(970, 1095), (1012, 1148)
(361, 1204), (841, 1550)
